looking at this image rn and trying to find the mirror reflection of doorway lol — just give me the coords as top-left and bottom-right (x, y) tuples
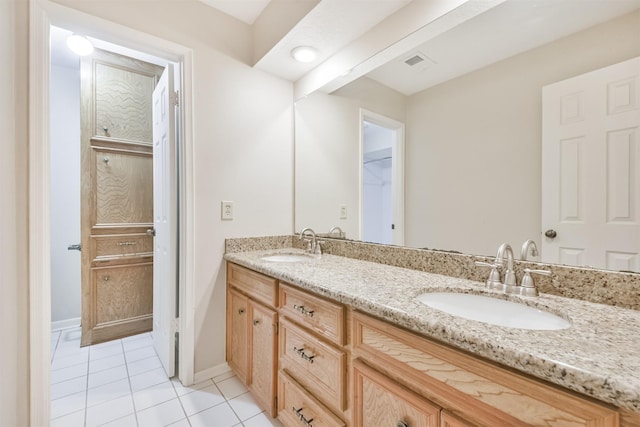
(361, 110), (405, 245)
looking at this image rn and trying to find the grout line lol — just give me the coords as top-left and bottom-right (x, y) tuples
(121, 339), (140, 427)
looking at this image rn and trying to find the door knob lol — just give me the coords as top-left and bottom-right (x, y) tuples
(146, 228), (156, 237)
(544, 229), (557, 239)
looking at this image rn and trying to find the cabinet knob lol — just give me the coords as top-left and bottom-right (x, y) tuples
(253, 319), (261, 326)
(238, 308), (245, 315)
(103, 275), (110, 282)
(396, 422), (409, 427)
(544, 229), (557, 239)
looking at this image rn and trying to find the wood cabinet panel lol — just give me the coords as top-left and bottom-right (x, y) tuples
(352, 312), (619, 427)
(441, 411), (476, 427)
(227, 262), (278, 308)
(226, 288), (249, 384)
(278, 371), (346, 427)
(94, 60), (156, 142)
(93, 263), (153, 325)
(249, 302), (278, 418)
(353, 360), (440, 427)
(93, 233), (153, 258)
(279, 317), (347, 413)
(279, 282), (345, 345)
(94, 147), (153, 225)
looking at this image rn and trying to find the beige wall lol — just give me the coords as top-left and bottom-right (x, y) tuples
(405, 9), (640, 256)
(0, 0), (30, 425)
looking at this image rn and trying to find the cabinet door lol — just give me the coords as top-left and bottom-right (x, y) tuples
(353, 360), (440, 427)
(441, 411), (476, 427)
(227, 289), (249, 383)
(249, 301), (278, 417)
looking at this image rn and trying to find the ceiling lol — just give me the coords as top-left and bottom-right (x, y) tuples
(196, 0), (272, 24)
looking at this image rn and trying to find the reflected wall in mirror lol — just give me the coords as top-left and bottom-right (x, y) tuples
(294, 1), (640, 272)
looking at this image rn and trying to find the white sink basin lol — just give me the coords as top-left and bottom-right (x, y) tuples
(416, 292), (570, 330)
(260, 254), (313, 263)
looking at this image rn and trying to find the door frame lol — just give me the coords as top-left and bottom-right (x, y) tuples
(359, 109), (405, 246)
(29, 1), (196, 423)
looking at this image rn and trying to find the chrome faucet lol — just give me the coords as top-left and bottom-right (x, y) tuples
(328, 226), (344, 238)
(299, 227), (321, 254)
(520, 239), (539, 260)
(495, 243), (517, 293)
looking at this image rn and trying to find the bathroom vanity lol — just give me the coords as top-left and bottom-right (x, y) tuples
(224, 241), (640, 427)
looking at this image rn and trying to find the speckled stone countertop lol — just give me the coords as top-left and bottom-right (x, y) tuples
(224, 248), (640, 413)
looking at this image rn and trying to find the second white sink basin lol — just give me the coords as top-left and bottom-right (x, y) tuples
(416, 292), (570, 330)
(260, 254), (313, 263)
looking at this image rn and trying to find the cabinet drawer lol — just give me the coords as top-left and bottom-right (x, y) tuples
(278, 371), (345, 427)
(279, 283), (345, 345)
(227, 262), (278, 308)
(279, 317), (347, 413)
(353, 360), (440, 427)
(93, 234), (153, 258)
(441, 411), (477, 427)
(352, 312), (619, 427)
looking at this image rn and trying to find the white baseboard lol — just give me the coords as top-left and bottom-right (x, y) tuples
(51, 317), (81, 332)
(193, 362), (231, 384)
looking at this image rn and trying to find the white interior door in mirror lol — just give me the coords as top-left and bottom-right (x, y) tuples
(542, 56), (640, 272)
(152, 64), (177, 375)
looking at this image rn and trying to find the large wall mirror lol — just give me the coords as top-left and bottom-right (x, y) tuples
(294, 0), (640, 272)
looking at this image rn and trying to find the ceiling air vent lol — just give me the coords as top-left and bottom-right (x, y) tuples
(401, 52), (436, 73)
(404, 54), (426, 67)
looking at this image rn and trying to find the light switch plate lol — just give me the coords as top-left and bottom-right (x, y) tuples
(221, 201), (234, 220)
(339, 205), (347, 219)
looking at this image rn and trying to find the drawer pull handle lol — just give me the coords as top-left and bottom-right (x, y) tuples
(292, 407), (314, 427)
(293, 304), (314, 318)
(116, 241), (137, 246)
(238, 308), (245, 315)
(293, 346), (315, 363)
(397, 422), (409, 427)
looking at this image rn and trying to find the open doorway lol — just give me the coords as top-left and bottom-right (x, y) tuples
(48, 24), (182, 423)
(360, 110), (405, 245)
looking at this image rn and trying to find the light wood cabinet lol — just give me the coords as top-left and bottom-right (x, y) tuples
(353, 360), (440, 427)
(225, 263), (632, 426)
(226, 263), (278, 416)
(351, 311), (619, 427)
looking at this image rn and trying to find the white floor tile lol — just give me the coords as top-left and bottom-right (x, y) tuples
(85, 394), (135, 427)
(122, 331), (152, 342)
(228, 391), (262, 421)
(127, 355), (163, 377)
(133, 381), (178, 411)
(123, 335), (153, 352)
(129, 367), (169, 392)
(52, 351), (90, 371)
(125, 346), (157, 363)
(59, 328), (82, 343)
(89, 353), (126, 373)
(217, 375), (249, 400)
(99, 413), (138, 427)
(88, 364), (129, 389)
(171, 377), (213, 397)
(90, 342), (124, 361)
(243, 412), (285, 427)
(51, 390), (86, 419)
(50, 408), (85, 427)
(86, 378), (131, 408)
(166, 418), (191, 427)
(51, 362), (88, 384)
(51, 375), (87, 401)
(212, 370), (236, 384)
(136, 398), (186, 427)
(179, 384), (226, 416)
(188, 402), (240, 427)
(53, 345), (89, 359)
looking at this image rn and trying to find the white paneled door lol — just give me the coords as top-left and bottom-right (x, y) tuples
(542, 56), (640, 272)
(152, 64), (178, 376)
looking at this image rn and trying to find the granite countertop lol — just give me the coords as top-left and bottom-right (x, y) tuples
(225, 248), (640, 412)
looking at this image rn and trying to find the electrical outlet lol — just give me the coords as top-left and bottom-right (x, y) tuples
(340, 205), (347, 219)
(221, 201), (234, 220)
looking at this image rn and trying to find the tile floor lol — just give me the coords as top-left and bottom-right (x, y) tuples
(50, 327), (284, 427)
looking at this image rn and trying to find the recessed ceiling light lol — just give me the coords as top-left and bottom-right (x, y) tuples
(291, 46), (318, 63)
(66, 34), (94, 56)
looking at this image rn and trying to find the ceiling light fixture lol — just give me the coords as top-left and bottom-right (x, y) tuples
(291, 46), (318, 63)
(66, 34), (94, 56)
